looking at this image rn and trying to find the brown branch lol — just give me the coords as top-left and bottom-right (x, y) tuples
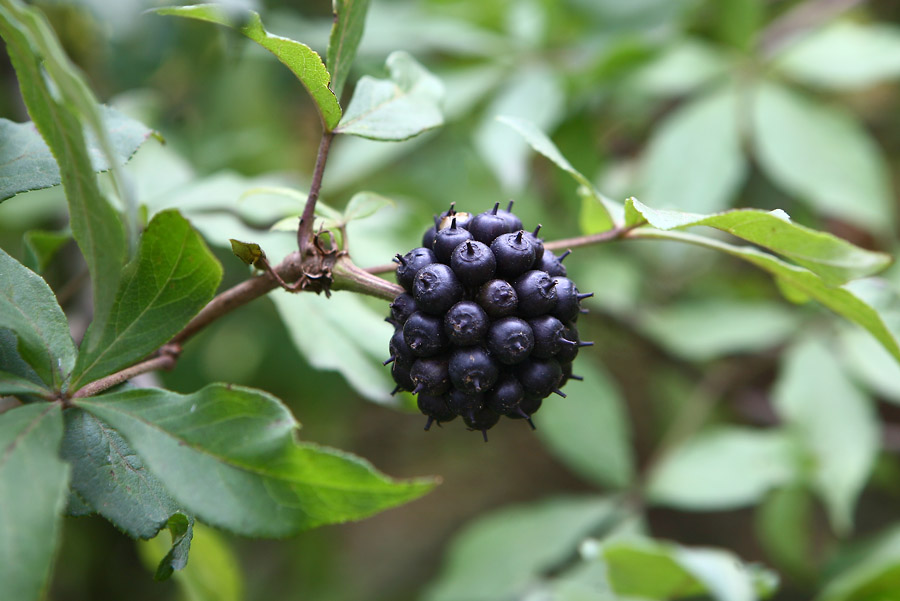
(72, 352), (178, 399)
(296, 132), (335, 254)
(365, 262), (398, 275)
(332, 257), (403, 301)
(543, 225), (635, 251)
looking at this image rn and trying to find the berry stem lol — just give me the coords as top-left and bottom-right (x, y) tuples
(297, 131), (336, 255)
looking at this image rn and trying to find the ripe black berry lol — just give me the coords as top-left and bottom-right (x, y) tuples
(432, 218), (474, 263)
(410, 356), (451, 395)
(477, 279), (518, 318)
(390, 358), (415, 394)
(551, 277), (593, 323)
(389, 293), (417, 325)
(468, 202), (514, 244)
(450, 240), (496, 287)
(556, 324), (593, 363)
(515, 357), (564, 400)
(403, 312), (447, 357)
(484, 373), (524, 415)
(486, 317), (534, 365)
(522, 225), (545, 263)
(496, 200), (523, 231)
(463, 405), (501, 441)
(395, 247), (436, 292)
(529, 314), (566, 359)
(386, 327), (414, 365)
(491, 230), (536, 278)
(447, 388), (483, 415)
(418, 394), (456, 430)
(413, 263), (463, 315)
(537, 249), (570, 277)
(422, 226), (436, 249)
(449, 346), (499, 394)
(514, 270), (558, 317)
(444, 301), (489, 346)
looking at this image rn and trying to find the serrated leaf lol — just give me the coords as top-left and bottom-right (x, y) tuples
(817, 525), (900, 601)
(0, 107), (155, 202)
(155, 4), (341, 130)
(425, 497), (620, 601)
(154, 513), (193, 581)
(536, 361), (634, 488)
(60, 408), (183, 539)
(638, 85), (747, 214)
(648, 428), (798, 510)
(229, 238), (265, 266)
(335, 50), (444, 141)
(773, 338), (878, 534)
(0, 369), (49, 396)
(0, 247), (75, 389)
(342, 191), (394, 223)
(327, 0), (371, 100)
(0, 0), (128, 329)
(75, 383), (436, 537)
(0, 403), (69, 601)
(23, 229), (70, 273)
(498, 115), (619, 231)
(774, 21), (900, 90)
(71, 210), (222, 389)
(752, 81), (893, 233)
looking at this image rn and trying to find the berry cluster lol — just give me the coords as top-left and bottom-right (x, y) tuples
(385, 202), (593, 440)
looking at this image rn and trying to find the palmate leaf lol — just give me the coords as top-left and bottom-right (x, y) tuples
(75, 383), (436, 537)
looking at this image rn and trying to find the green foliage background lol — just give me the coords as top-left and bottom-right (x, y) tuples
(2, 0), (900, 600)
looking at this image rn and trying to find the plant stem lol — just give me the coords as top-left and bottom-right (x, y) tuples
(332, 257), (403, 301)
(542, 225), (635, 251)
(71, 352), (178, 398)
(297, 131), (335, 253)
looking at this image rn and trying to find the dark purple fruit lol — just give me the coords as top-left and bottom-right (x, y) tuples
(468, 202), (514, 244)
(432, 218), (474, 263)
(522, 225), (545, 263)
(422, 226), (437, 249)
(389, 293), (417, 325)
(515, 358), (563, 400)
(385, 327), (414, 365)
(507, 395), (541, 427)
(418, 394), (456, 430)
(447, 388), (483, 415)
(410, 356), (451, 395)
(484, 373), (525, 415)
(463, 405), (501, 441)
(476, 279), (518, 318)
(450, 240), (496, 287)
(537, 249), (570, 277)
(486, 317), (534, 365)
(559, 361), (584, 386)
(403, 312), (447, 357)
(491, 230), (536, 278)
(449, 346), (499, 394)
(395, 247), (437, 292)
(529, 315), (566, 359)
(496, 200), (523, 231)
(513, 270), (558, 317)
(444, 301), (489, 346)
(551, 277), (593, 323)
(390, 357), (415, 393)
(413, 263), (463, 315)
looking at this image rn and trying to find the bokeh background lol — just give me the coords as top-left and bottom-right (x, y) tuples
(2, 0), (900, 600)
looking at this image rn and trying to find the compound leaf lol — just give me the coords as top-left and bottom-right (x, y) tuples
(327, 0), (371, 100)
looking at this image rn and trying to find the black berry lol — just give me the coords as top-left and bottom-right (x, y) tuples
(463, 405), (501, 441)
(410, 356), (451, 395)
(450, 240), (496, 287)
(468, 202), (514, 244)
(514, 270), (558, 317)
(418, 394), (456, 430)
(529, 314), (566, 359)
(484, 373), (525, 415)
(444, 301), (489, 346)
(413, 263), (463, 315)
(551, 277), (593, 323)
(389, 293), (417, 325)
(537, 249), (570, 277)
(403, 311), (447, 357)
(496, 200), (523, 231)
(447, 388), (483, 415)
(449, 346), (499, 394)
(432, 217), (474, 263)
(395, 247), (437, 292)
(522, 225), (545, 263)
(491, 230), (536, 278)
(477, 279), (518, 318)
(486, 317), (534, 365)
(515, 357), (564, 400)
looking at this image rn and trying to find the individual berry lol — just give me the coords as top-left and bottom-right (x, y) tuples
(537, 249), (570, 277)
(529, 314), (566, 359)
(507, 395), (541, 428)
(522, 225), (545, 263)
(496, 200), (523, 231)
(422, 226), (437, 249)
(403, 312), (447, 357)
(515, 357), (564, 400)
(463, 405), (501, 441)
(389, 293), (417, 325)
(559, 361), (584, 387)
(390, 358), (415, 394)
(551, 277), (593, 323)
(491, 230), (536, 278)
(447, 388), (483, 416)
(556, 324), (593, 363)
(449, 346), (499, 394)
(484, 373), (525, 415)
(476, 279), (518, 318)
(418, 394), (456, 430)
(444, 301), (489, 346)
(468, 202), (514, 244)
(432, 218), (474, 263)
(413, 263), (463, 315)
(438, 211), (472, 231)
(395, 247), (437, 292)
(450, 240), (496, 287)
(513, 270), (558, 317)
(385, 327), (414, 365)
(486, 317), (534, 365)
(410, 356), (451, 396)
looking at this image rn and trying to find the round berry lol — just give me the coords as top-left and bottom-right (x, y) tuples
(556, 323), (581, 363)
(432, 218), (474, 263)
(484, 373), (525, 415)
(515, 358), (563, 400)
(449, 346), (499, 394)
(468, 202), (514, 244)
(438, 211), (472, 231)
(390, 357), (415, 392)
(418, 394), (456, 430)
(388, 327), (414, 364)
(491, 230), (536, 278)
(395, 247), (436, 292)
(422, 226), (437, 249)
(513, 270), (558, 317)
(444, 301), (489, 346)
(522, 225), (545, 263)
(551, 277), (593, 323)
(496, 200), (523, 231)
(487, 317), (534, 365)
(413, 263), (463, 315)
(389, 293), (417, 325)
(410, 356), (451, 396)
(463, 405), (500, 440)
(529, 315), (566, 359)
(450, 240), (496, 287)
(537, 249), (570, 277)
(508, 395), (542, 424)
(403, 311), (447, 357)
(559, 360), (583, 387)
(447, 388), (483, 416)
(476, 279), (518, 318)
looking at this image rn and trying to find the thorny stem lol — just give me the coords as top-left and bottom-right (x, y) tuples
(297, 132), (335, 254)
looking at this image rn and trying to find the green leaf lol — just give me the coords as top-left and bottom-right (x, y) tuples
(0, 369), (49, 396)
(0, 107), (155, 202)
(839, 325), (900, 405)
(638, 85), (747, 214)
(0, 328), (41, 386)
(630, 229), (900, 364)
(756, 486), (815, 581)
(498, 115), (619, 230)
(75, 383), (436, 537)
(327, 0), (371, 100)
(60, 408), (183, 539)
(0, 403), (69, 601)
(774, 21), (900, 90)
(0, 247), (75, 389)
(631, 38), (729, 97)
(0, 0), (128, 327)
(155, 4), (342, 130)
(648, 427), (798, 510)
(23, 229), (70, 273)
(138, 521), (243, 601)
(228, 238), (265, 266)
(71, 210), (222, 389)
(536, 361), (633, 488)
(752, 81), (893, 233)
(335, 50), (444, 140)
(342, 191), (395, 223)
(153, 513), (193, 581)
(625, 198), (891, 285)
(817, 524), (900, 601)
(425, 497), (620, 601)
(773, 338), (878, 534)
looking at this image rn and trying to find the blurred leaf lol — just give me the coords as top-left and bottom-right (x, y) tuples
(335, 50), (443, 140)
(0, 107), (154, 202)
(425, 497), (620, 601)
(774, 21), (900, 90)
(625, 198), (891, 284)
(0, 247), (75, 389)
(75, 383), (436, 537)
(0, 403), (69, 601)
(537, 360), (633, 488)
(756, 486), (815, 581)
(139, 521), (242, 601)
(839, 325), (900, 405)
(71, 210), (222, 389)
(153, 513), (193, 581)
(640, 299), (800, 361)
(229, 238), (265, 266)
(476, 68), (564, 191)
(630, 229), (900, 364)
(716, 0), (763, 51)
(648, 427), (798, 510)
(60, 408), (183, 539)
(23, 229), (70, 273)
(752, 81), (893, 233)
(817, 524), (900, 601)
(630, 38), (729, 96)
(773, 338), (878, 534)
(638, 86), (747, 214)
(155, 4), (341, 130)
(0, 0), (128, 326)
(0, 369), (49, 395)
(343, 191), (394, 223)
(271, 290), (396, 404)
(327, 0), (371, 100)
